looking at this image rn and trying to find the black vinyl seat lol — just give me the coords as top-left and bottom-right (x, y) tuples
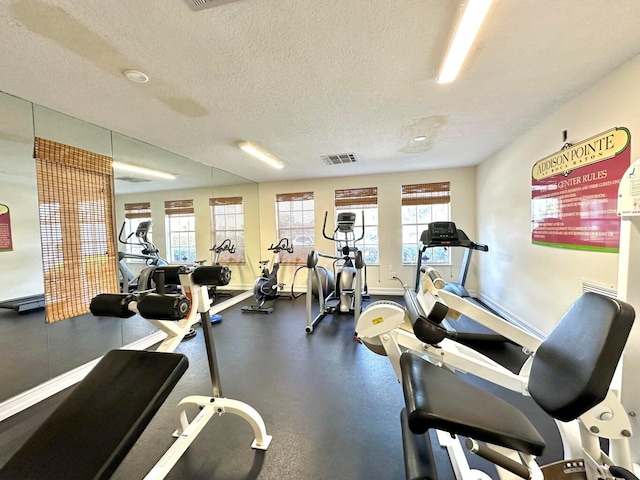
(0, 349), (188, 480)
(401, 353), (546, 455)
(401, 292), (635, 460)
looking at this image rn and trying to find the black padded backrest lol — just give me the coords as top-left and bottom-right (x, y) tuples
(0, 350), (188, 480)
(528, 292), (634, 422)
(403, 289), (448, 344)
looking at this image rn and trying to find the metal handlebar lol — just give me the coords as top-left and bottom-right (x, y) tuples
(269, 238), (294, 254)
(118, 222), (136, 245)
(210, 238), (236, 254)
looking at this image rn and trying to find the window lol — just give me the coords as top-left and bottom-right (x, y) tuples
(275, 192), (314, 264)
(123, 202), (152, 261)
(165, 199), (196, 263)
(209, 196), (245, 263)
(335, 187), (378, 265)
(34, 137), (119, 323)
(401, 182), (451, 265)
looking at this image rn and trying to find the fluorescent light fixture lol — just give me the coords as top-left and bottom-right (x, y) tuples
(414, 136), (427, 142)
(437, 0), (493, 84)
(112, 161), (176, 180)
(237, 142), (286, 169)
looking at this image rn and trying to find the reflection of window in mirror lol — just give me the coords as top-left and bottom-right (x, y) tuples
(210, 197), (245, 263)
(123, 203), (152, 262)
(165, 200), (196, 263)
(275, 191), (315, 264)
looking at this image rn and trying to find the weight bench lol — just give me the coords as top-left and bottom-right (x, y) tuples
(0, 349), (188, 480)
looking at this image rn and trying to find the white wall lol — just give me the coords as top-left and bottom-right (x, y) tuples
(477, 53), (640, 334)
(258, 167), (477, 292)
(0, 94), (43, 301)
(0, 174), (43, 300)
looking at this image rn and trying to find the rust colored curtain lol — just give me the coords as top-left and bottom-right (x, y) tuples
(34, 137), (118, 323)
(124, 202), (151, 219)
(334, 187), (378, 208)
(401, 182), (450, 205)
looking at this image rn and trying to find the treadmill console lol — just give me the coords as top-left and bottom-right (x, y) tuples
(135, 221), (152, 239)
(426, 222), (459, 243)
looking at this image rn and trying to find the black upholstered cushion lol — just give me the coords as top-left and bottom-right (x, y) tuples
(400, 352), (546, 456)
(528, 292), (635, 422)
(0, 350), (188, 480)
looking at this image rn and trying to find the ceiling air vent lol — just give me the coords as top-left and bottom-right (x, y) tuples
(184, 0), (243, 11)
(116, 176), (152, 183)
(321, 153), (357, 166)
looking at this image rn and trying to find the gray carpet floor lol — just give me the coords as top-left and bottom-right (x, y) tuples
(0, 294), (562, 479)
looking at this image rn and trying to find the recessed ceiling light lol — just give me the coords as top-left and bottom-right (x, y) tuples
(123, 70), (149, 83)
(414, 136), (427, 142)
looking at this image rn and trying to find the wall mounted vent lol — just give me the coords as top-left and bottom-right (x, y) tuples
(321, 153), (357, 165)
(183, 0), (243, 11)
(582, 280), (617, 299)
(116, 176), (152, 183)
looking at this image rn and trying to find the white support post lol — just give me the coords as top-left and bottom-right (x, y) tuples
(616, 215), (640, 470)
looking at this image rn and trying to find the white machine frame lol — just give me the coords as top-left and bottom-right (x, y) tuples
(617, 159), (640, 474)
(122, 270), (272, 480)
(356, 267), (636, 480)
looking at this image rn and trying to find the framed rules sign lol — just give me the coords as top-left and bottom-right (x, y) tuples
(0, 204), (13, 251)
(531, 127), (630, 252)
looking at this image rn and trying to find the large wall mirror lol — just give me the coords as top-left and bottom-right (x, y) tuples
(0, 91), (258, 404)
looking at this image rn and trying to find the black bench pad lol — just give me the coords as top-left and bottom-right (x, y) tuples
(401, 408), (438, 480)
(0, 349), (188, 480)
(400, 352), (545, 457)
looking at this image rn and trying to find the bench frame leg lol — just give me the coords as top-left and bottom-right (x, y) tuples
(143, 395), (272, 480)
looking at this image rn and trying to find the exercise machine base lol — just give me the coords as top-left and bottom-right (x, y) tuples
(241, 305), (274, 314)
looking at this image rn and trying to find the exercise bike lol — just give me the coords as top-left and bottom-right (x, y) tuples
(208, 238), (236, 300)
(356, 267), (639, 479)
(118, 220), (168, 292)
(305, 211), (368, 333)
(241, 238), (294, 314)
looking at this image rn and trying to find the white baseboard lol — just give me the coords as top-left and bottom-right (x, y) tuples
(210, 290), (252, 313)
(0, 331), (166, 423)
(367, 287), (404, 296)
(476, 292), (545, 338)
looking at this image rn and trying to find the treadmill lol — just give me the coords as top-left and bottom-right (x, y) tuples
(415, 221), (507, 345)
(0, 294), (45, 313)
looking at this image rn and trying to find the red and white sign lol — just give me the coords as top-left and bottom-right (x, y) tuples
(531, 127), (630, 252)
(0, 204), (13, 252)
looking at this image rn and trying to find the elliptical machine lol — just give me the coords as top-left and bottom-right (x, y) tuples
(242, 238), (294, 314)
(118, 220), (168, 292)
(305, 211), (368, 333)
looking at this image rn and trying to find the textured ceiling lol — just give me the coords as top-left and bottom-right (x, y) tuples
(1, 0), (640, 185)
